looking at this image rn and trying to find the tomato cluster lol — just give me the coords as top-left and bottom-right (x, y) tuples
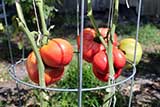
(26, 38), (73, 86)
(77, 28), (126, 82)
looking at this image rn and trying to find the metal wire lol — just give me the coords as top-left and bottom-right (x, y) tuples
(6, 0), (142, 106)
(32, 0), (43, 47)
(33, 0), (42, 35)
(128, 0), (142, 106)
(128, 68), (135, 107)
(107, 0), (114, 28)
(126, 0), (130, 8)
(8, 59), (136, 92)
(2, 0), (14, 64)
(76, 0), (80, 36)
(78, 0), (85, 106)
(2, 0), (21, 106)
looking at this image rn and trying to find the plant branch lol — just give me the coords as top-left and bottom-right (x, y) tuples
(35, 0), (49, 36)
(15, 1), (27, 27)
(104, 0), (119, 106)
(87, 0), (119, 106)
(35, 0), (49, 45)
(15, 1), (46, 106)
(15, 0), (46, 88)
(109, 0), (119, 78)
(87, 0), (108, 53)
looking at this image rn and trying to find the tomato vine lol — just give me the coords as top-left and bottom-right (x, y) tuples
(15, 0), (49, 107)
(87, 0), (120, 106)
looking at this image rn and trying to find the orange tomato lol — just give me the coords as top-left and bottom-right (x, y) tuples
(76, 28), (105, 62)
(26, 52), (64, 86)
(40, 38), (74, 67)
(76, 28), (118, 62)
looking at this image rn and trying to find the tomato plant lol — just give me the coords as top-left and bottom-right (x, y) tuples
(92, 51), (109, 75)
(40, 38), (74, 67)
(76, 27), (118, 62)
(113, 46), (126, 69)
(76, 28), (105, 62)
(92, 47), (126, 82)
(98, 28), (118, 46)
(26, 38), (73, 85)
(26, 52), (64, 86)
(93, 67), (122, 82)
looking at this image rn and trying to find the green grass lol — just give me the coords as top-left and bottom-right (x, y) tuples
(50, 54), (106, 107)
(1, 16), (160, 106)
(31, 55), (129, 107)
(117, 23), (160, 45)
(0, 62), (11, 82)
(30, 54), (108, 107)
(43, 22), (160, 107)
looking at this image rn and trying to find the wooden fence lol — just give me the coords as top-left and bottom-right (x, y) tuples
(63, 0), (160, 16)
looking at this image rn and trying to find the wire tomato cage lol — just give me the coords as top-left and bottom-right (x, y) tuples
(2, 0), (142, 107)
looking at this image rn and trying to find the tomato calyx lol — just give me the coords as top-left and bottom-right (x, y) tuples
(93, 36), (102, 43)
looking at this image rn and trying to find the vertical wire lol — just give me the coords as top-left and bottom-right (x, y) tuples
(77, 0), (80, 36)
(126, 0), (130, 8)
(2, 0), (22, 107)
(128, 67), (136, 107)
(33, 0), (43, 46)
(78, 0), (85, 106)
(110, 0), (115, 28)
(128, 0), (142, 106)
(107, 0), (113, 27)
(76, 1), (81, 105)
(22, 42), (25, 59)
(33, 0), (42, 35)
(2, 0), (14, 64)
(107, 0), (116, 106)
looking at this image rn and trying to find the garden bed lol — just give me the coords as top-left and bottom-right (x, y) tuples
(0, 8), (160, 106)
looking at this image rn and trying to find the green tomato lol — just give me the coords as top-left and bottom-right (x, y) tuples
(119, 38), (143, 67)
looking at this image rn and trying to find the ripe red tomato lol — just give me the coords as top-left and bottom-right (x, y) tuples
(40, 38), (74, 67)
(76, 28), (118, 62)
(92, 51), (109, 75)
(92, 48), (125, 82)
(98, 27), (118, 46)
(26, 52), (64, 86)
(113, 46), (126, 69)
(76, 28), (105, 62)
(93, 67), (122, 82)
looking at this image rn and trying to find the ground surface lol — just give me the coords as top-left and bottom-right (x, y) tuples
(0, 6), (160, 107)
(0, 42), (160, 107)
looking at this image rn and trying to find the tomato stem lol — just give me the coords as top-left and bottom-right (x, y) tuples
(35, 0), (49, 45)
(87, 0), (108, 53)
(87, 0), (119, 106)
(87, 0), (101, 36)
(103, 0), (119, 106)
(15, 1), (46, 107)
(108, 0), (119, 82)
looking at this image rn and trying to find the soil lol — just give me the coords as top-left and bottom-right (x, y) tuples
(0, 42), (160, 107)
(0, 6), (160, 106)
